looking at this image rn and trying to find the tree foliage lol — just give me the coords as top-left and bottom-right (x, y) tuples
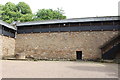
(17, 2), (32, 14)
(0, 2), (33, 23)
(0, 2), (66, 23)
(1, 2), (18, 23)
(0, 4), (4, 19)
(16, 2), (33, 22)
(19, 14), (33, 22)
(34, 8), (66, 20)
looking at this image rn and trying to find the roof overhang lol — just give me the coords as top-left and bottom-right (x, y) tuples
(0, 20), (17, 30)
(17, 16), (120, 27)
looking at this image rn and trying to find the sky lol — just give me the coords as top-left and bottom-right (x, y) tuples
(0, 0), (120, 19)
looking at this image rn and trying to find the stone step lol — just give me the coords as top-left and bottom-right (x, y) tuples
(2, 55), (15, 60)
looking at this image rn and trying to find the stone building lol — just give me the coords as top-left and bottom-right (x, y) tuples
(0, 20), (16, 59)
(1, 16), (120, 60)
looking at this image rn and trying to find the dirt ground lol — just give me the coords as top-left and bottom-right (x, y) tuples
(1, 60), (118, 78)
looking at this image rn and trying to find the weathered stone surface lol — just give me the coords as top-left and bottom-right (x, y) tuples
(0, 35), (3, 59)
(14, 53), (25, 59)
(15, 31), (119, 60)
(0, 35), (15, 58)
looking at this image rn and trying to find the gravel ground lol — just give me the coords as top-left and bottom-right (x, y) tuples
(1, 60), (118, 78)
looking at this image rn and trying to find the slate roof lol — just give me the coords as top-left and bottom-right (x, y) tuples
(17, 16), (120, 26)
(0, 20), (17, 30)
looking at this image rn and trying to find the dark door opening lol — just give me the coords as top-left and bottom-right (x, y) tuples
(76, 51), (82, 60)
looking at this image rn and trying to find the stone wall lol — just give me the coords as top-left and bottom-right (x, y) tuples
(15, 31), (119, 60)
(0, 35), (3, 59)
(1, 35), (15, 58)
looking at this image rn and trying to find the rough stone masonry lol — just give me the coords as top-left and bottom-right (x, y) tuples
(0, 35), (3, 59)
(0, 35), (15, 58)
(15, 31), (119, 60)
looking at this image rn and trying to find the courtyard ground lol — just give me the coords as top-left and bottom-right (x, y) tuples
(1, 60), (118, 78)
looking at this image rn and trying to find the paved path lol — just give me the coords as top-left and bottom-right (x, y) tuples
(1, 60), (118, 78)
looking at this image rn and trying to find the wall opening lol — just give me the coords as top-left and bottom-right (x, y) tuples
(76, 51), (82, 60)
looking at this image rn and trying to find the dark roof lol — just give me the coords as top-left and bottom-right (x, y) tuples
(17, 16), (120, 26)
(0, 20), (17, 30)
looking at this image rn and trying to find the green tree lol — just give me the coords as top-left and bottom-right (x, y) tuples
(16, 2), (33, 22)
(17, 2), (32, 14)
(0, 4), (4, 20)
(1, 2), (33, 23)
(34, 8), (66, 20)
(19, 14), (33, 22)
(1, 2), (19, 23)
(1, 2), (67, 23)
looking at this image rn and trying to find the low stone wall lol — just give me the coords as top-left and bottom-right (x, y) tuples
(1, 35), (15, 58)
(15, 31), (119, 60)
